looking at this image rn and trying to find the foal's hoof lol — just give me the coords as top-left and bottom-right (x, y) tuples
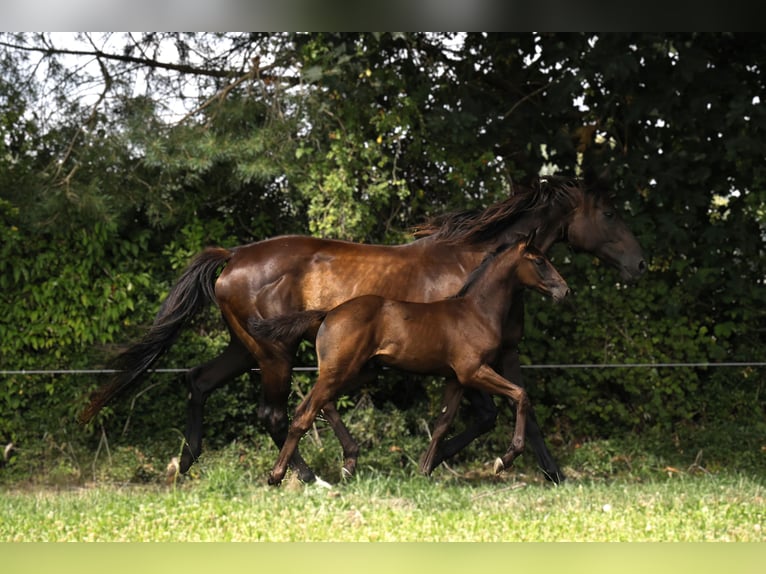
(493, 457), (505, 474)
(165, 457), (180, 485)
(419, 453), (438, 476)
(341, 459), (357, 479)
(267, 473), (282, 486)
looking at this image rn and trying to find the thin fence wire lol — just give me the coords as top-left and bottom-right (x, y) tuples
(2, 362), (766, 376)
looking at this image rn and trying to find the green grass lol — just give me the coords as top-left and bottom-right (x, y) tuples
(1, 468), (763, 542)
(2, 416), (765, 544)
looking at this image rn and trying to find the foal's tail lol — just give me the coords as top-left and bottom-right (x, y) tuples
(78, 247), (232, 424)
(247, 311), (327, 349)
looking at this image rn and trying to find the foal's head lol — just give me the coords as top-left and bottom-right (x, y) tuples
(513, 239), (570, 303)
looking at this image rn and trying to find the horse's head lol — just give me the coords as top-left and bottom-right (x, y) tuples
(566, 184), (647, 283)
(517, 238), (570, 303)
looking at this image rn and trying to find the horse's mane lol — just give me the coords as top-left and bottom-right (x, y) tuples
(412, 175), (585, 245)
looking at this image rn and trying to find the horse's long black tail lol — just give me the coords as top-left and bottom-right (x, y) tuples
(78, 247), (232, 424)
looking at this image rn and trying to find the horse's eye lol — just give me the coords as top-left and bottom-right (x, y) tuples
(603, 211), (614, 219)
(535, 257), (545, 266)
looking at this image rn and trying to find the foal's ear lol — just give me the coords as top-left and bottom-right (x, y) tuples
(523, 229), (537, 249)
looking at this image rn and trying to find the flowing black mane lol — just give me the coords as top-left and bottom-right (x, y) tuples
(413, 175), (585, 245)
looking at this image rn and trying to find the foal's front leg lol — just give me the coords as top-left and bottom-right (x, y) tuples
(419, 378), (463, 475)
(464, 364), (529, 473)
(498, 348), (565, 483)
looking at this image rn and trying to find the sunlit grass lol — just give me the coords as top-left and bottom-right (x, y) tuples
(1, 470), (763, 542)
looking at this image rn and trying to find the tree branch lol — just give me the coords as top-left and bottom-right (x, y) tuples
(0, 38), (239, 79)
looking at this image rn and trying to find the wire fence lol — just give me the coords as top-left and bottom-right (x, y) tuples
(2, 362), (766, 376)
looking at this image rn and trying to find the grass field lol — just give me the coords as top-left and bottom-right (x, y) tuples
(3, 440), (765, 574)
(1, 467), (763, 542)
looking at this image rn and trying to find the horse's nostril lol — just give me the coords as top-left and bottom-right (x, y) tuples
(638, 259), (647, 273)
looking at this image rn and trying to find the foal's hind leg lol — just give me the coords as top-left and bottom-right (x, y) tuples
(320, 402), (359, 478)
(419, 378), (464, 475)
(420, 386), (497, 474)
(319, 366), (378, 478)
(268, 373), (342, 486)
(182, 340), (255, 473)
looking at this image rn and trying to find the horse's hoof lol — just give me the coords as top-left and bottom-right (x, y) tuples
(493, 457), (505, 474)
(543, 469), (566, 485)
(341, 467), (353, 480)
(179, 452), (195, 474)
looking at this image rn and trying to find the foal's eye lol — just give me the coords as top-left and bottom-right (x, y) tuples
(603, 211), (614, 219)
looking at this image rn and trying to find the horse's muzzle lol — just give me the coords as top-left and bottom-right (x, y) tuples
(621, 258), (647, 283)
(552, 287), (571, 302)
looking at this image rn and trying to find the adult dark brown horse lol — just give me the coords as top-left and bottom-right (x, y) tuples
(251, 239), (570, 486)
(79, 175), (645, 484)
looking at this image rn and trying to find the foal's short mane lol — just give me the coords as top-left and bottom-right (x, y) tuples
(451, 242), (517, 299)
(412, 175), (586, 245)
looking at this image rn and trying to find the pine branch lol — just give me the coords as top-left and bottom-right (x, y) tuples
(0, 38), (239, 79)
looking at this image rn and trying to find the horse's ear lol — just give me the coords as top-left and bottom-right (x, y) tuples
(583, 164), (611, 190)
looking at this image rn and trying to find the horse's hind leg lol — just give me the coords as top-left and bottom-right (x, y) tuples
(257, 357), (318, 483)
(182, 340), (255, 473)
(499, 349), (564, 483)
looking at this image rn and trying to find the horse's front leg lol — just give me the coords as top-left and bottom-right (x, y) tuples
(499, 348), (565, 484)
(181, 341), (254, 474)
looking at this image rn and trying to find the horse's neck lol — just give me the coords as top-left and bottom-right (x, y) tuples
(491, 209), (571, 254)
(407, 236), (489, 267)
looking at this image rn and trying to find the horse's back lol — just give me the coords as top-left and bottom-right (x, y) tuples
(215, 234), (468, 317)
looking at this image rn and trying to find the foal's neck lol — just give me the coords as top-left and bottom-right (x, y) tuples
(462, 257), (524, 325)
